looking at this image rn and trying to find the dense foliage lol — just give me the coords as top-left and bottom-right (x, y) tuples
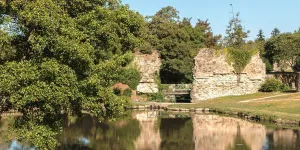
(264, 31), (300, 71)
(123, 88), (132, 97)
(147, 6), (221, 83)
(0, 0), (144, 148)
(226, 47), (253, 74)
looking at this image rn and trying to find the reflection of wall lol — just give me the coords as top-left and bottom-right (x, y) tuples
(192, 115), (266, 150)
(273, 129), (298, 148)
(134, 112), (161, 150)
(239, 121), (266, 150)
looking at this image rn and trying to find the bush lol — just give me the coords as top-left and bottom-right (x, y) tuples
(139, 43), (153, 54)
(148, 93), (164, 102)
(122, 68), (141, 90)
(123, 88), (132, 97)
(260, 78), (290, 92)
(280, 84), (290, 92)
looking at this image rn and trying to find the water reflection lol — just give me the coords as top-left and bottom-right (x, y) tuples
(0, 118), (34, 150)
(56, 115), (140, 150)
(192, 115), (266, 150)
(266, 129), (300, 150)
(1, 112), (300, 150)
(160, 117), (194, 150)
(134, 111), (161, 150)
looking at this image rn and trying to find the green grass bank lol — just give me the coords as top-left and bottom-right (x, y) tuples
(132, 92), (300, 124)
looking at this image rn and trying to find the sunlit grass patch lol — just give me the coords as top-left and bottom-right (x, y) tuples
(169, 92), (300, 121)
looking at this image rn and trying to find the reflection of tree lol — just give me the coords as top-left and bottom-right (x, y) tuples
(56, 114), (140, 150)
(0, 119), (11, 149)
(226, 125), (251, 150)
(266, 129), (300, 150)
(0, 118), (33, 150)
(160, 118), (194, 150)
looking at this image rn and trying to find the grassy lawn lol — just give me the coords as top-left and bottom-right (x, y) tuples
(169, 92), (300, 121)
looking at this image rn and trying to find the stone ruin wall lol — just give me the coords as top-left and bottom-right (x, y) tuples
(134, 48), (266, 101)
(134, 51), (161, 93)
(191, 48), (266, 102)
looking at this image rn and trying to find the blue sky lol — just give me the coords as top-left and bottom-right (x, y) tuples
(122, 0), (300, 40)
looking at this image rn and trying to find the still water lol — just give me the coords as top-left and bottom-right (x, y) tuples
(1, 111), (300, 150)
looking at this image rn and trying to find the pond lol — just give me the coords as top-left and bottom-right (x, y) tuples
(1, 111), (300, 150)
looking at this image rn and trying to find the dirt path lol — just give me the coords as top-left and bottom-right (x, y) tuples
(253, 98), (300, 102)
(238, 93), (299, 103)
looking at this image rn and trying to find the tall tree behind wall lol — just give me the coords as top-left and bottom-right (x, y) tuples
(224, 13), (249, 48)
(147, 6), (220, 84)
(264, 31), (300, 71)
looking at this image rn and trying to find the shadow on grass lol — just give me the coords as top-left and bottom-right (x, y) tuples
(283, 89), (298, 93)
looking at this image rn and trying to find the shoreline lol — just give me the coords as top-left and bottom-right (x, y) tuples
(130, 92), (300, 126)
(128, 104), (300, 126)
(2, 92), (299, 127)
(2, 105), (299, 126)
(127, 104), (300, 126)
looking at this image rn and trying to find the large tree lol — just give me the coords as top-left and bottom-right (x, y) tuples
(224, 13), (250, 47)
(0, 0), (145, 149)
(256, 29), (265, 42)
(195, 19), (222, 48)
(271, 27), (281, 37)
(264, 32), (300, 71)
(147, 6), (219, 83)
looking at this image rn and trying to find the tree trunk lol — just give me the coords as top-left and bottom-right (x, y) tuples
(296, 72), (300, 92)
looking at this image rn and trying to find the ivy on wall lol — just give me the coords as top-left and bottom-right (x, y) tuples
(225, 47), (258, 83)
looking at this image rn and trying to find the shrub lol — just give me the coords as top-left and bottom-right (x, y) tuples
(139, 42), (153, 54)
(122, 68), (141, 90)
(279, 84), (290, 92)
(260, 78), (289, 92)
(148, 93), (164, 102)
(123, 88), (132, 97)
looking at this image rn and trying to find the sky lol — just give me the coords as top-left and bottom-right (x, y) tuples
(122, 0), (300, 40)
